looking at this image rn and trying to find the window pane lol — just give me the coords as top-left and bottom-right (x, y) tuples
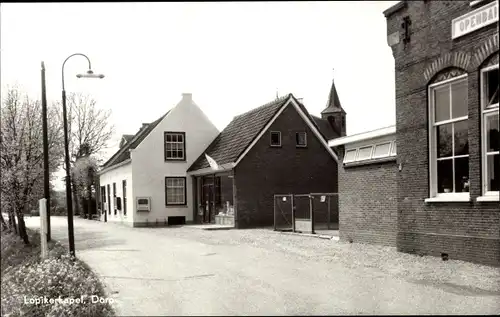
(344, 149), (356, 162)
(391, 141), (397, 155)
(296, 132), (306, 146)
(437, 123), (453, 158)
(454, 120), (468, 156)
(166, 143), (172, 151)
(455, 157), (469, 193)
(451, 80), (468, 118)
(435, 86), (450, 122)
(357, 146), (372, 161)
(271, 132), (280, 145)
(437, 159), (453, 193)
(487, 154), (499, 191)
(178, 134), (183, 142)
(172, 150), (178, 158)
(487, 114), (499, 152)
(373, 142), (391, 157)
(177, 150), (183, 158)
(486, 68), (499, 107)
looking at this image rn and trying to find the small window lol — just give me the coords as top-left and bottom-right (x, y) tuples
(296, 132), (307, 147)
(356, 146), (373, 161)
(391, 141), (397, 156)
(164, 132), (186, 161)
(165, 177), (187, 206)
(270, 131), (281, 147)
(484, 68), (499, 108)
(344, 149), (357, 163)
(373, 142), (391, 158)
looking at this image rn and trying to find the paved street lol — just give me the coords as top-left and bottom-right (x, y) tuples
(26, 216), (500, 316)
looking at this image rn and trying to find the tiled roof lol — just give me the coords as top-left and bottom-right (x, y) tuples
(101, 111), (170, 170)
(311, 115), (339, 140)
(188, 95), (291, 171)
(188, 94), (336, 172)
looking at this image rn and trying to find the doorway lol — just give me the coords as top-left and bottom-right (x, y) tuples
(201, 176), (221, 223)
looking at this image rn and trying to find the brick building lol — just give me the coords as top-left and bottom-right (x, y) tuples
(329, 126), (398, 247)
(383, 0), (499, 266)
(188, 93), (340, 228)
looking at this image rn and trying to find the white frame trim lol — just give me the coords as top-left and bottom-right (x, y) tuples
(328, 125), (395, 147)
(372, 141), (392, 159)
(390, 140), (397, 156)
(470, 0), (489, 6)
(480, 64), (499, 196)
(270, 131), (282, 147)
(343, 148), (358, 163)
(356, 145), (374, 161)
(234, 97), (339, 166)
(295, 131), (307, 148)
(428, 74), (470, 200)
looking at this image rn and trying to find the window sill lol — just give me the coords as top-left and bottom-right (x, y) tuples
(343, 156), (396, 168)
(424, 195), (471, 203)
(166, 205), (188, 208)
(476, 195), (500, 202)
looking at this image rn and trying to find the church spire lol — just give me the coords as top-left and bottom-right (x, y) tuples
(321, 68), (345, 115)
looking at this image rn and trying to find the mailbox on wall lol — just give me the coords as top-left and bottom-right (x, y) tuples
(136, 197), (151, 212)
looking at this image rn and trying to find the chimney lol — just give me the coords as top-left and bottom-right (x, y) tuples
(182, 93), (192, 102)
(140, 123), (149, 131)
(297, 98), (304, 104)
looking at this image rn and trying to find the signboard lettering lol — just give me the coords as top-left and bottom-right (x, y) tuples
(452, 1), (499, 39)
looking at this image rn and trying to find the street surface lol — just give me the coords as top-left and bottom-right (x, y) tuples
(25, 216), (500, 316)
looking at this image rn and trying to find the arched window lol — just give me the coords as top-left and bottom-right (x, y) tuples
(427, 68), (469, 200)
(479, 54), (499, 199)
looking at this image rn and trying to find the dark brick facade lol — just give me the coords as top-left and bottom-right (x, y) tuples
(235, 103), (338, 228)
(385, 0), (499, 266)
(337, 149), (399, 247)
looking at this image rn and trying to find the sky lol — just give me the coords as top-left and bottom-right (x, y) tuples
(1, 1), (398, 190)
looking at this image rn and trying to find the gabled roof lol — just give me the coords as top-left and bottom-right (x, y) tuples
(311, 115), (339, 140)
(101, 111), (170, 170)
(188, 95), (290, 171)
(321, 73), (345, 115)
(188, 94), (338, 172)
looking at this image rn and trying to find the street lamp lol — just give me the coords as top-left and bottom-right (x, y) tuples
(61, 53), (104, 256)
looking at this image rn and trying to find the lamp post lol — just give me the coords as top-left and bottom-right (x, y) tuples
(61, 53), (104, 256)
(41, 61), (51, 241)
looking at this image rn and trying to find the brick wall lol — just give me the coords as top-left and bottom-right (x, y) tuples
(235, 103), (338, 228)
(338, 148), (399, 247)
(386, 0), (500, 266)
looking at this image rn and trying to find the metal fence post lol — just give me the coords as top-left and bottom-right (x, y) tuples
(291, 194), (295, 233)
(327, 196), (331, 230)
(273, 195), (277, 231)
(310, 195), (315, 234)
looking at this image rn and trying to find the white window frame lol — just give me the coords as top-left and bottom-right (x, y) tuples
(427, 74), (470, 202)
(356, 145), (374, 161)
(390, 140), (397, 156)
(343, 148), (357, 163)
(270, 131), (282, 147)
(165, 177), (186, 205)
(479, 64), (499, 201)
(372, 141), (392, 159)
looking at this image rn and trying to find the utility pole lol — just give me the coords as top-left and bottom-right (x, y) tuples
(41, 61), (51, 241)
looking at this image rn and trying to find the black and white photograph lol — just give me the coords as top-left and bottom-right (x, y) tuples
(0, 1), (499, 316)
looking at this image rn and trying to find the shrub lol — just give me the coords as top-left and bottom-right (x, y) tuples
(1, 229), (115, 317)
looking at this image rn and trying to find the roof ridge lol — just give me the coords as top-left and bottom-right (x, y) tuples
(234, 94), (291, 119)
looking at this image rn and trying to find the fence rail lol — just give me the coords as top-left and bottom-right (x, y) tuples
(273, 193), (338, 234)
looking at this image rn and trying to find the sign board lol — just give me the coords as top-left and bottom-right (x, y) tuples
(387, 31), (400, 46)
(320, 195), (326, 203)
(451, 1), (498, 39)
(282, 197), (287, 202)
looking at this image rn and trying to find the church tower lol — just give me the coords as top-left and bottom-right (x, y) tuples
(321, 72), (346, 137)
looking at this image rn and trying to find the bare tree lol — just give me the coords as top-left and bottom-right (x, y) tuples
(55, 92), (114, 216)
(0, 86), (64, 244)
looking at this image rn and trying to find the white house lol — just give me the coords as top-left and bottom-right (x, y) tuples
(98, 93), (219, 227)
